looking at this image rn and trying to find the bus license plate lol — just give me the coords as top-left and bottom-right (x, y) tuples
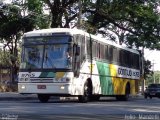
(37, 85), (46, 89)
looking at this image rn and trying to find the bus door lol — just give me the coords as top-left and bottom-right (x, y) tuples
(73, 44), (80, 77)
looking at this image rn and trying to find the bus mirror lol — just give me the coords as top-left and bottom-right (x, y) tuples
(76, 46), (80, 56)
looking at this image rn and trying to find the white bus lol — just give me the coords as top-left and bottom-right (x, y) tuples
(18, 28), (142, 102)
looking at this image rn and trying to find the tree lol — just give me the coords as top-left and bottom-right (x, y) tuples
(144, 60), (153, 80)
(43, 0), (79, 28)
(26, 0), (50, 29)
(83, 0), (160, 49)
(81, 0), (160, 81)
(0, 3), (23, 82)
(145, 71), (160, 85)
(0, 49), (11, 67)
(0, 1), (50, 82)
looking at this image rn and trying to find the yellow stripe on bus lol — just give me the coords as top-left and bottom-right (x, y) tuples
(109, 64), (136, 95)
(56, 72), (65, 79)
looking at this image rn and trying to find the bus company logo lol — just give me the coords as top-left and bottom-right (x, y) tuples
(117, 67), (140, 79)
(21, 73), (35, 78)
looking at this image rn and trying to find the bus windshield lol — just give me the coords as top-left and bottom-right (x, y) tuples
(43, 44), (70, 69)
(20, 36), (72, 69)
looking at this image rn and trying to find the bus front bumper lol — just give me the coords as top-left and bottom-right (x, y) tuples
(18, 83), (71, 94)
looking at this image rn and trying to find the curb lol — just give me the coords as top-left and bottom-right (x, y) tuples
(0, 92), (38, 101)
(0, 97), (38, 101)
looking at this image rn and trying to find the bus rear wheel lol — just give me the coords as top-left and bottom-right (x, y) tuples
(90, 95), (100, 101)
(38, 94), (50, 103)
(116, 84), (130, 101)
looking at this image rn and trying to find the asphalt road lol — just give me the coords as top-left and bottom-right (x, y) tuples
(0, 94), (160, 120)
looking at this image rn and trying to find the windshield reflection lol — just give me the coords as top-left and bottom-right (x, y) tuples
(21, 44), (72, 69)
(43, 44), (70, 69)
(22, 45), (43, 69)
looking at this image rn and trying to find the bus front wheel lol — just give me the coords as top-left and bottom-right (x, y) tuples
(78, 82), (92, 103)
(38, 94), (50, 103)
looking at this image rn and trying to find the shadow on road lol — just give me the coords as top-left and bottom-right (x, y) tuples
(19, 114), (124, 120)
(26, 97), (129, 103)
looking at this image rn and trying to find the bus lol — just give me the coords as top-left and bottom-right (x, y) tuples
(18, 28), (142, 103)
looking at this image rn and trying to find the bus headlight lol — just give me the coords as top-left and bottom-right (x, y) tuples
(21, 85), (26, 90)
(60, 85), (65, 90)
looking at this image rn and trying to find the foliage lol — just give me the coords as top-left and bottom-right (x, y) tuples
(146, 71), (160, 85)
(0, 49), (11, 67)
(83, 0), (160, 49)
(0, 3), (23, 69)
(144, 59), (153, 79)
(42, 0), (79, 28)
(26, 0), (50, 29)
(0, 1), (50, 82)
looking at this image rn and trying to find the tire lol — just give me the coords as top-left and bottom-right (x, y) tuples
(116, 95), (123, 101)
(116, 94), (129, 101)
(90, 95), (100, 101)
(149, 96), (152, 99)
(124, 83), (130, 101)
(78, 82), (92, 103)
(123, 90), (130, 101)
(144, 95), (147, 99)
(38, 94), (50, 103)
(116, 84), (130, 101)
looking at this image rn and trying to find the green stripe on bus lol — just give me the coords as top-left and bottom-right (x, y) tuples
(39, 72), (55, 78)
(96, 61), (114, 95)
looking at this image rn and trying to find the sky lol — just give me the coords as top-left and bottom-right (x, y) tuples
(144, 49), (160, 71)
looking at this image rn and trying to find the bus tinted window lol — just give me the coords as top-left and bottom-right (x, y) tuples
(105, 45), (109, 60)
(23, 36), (71, 44)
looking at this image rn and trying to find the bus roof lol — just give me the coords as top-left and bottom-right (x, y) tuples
(23, 28), (140, 54)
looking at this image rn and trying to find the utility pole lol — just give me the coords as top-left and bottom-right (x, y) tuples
(152, 60), (156, 83)
(77, 0), (82, 29)
(141, 47), (145, 94)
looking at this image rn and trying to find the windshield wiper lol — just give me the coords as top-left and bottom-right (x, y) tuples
(27, 63), (32, 72)
(45, 54), (56, 69)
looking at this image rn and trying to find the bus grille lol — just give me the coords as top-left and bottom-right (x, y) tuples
(30, 78), (53, 83)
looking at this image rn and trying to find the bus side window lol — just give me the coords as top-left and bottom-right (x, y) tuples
(81, 35), (86, 61)
(97, 43), (100, 58)
(105, 45), (108, 61)
(109, 45), (113, 62)
(73, 43), (81, 77)
(133, 54), (140, 69)
(125, 51), (130, 67)
(129, 53), (134, 68)
(87, 37), (91, 57)
(100, 44), (105, 60)
(113, 47), (117, 63)
(120, 50), (124, 66)
(116, 48), (120, 64)
(92, 41), (97, 58)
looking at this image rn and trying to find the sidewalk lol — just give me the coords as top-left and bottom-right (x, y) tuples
(0, 92), (37, 101)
